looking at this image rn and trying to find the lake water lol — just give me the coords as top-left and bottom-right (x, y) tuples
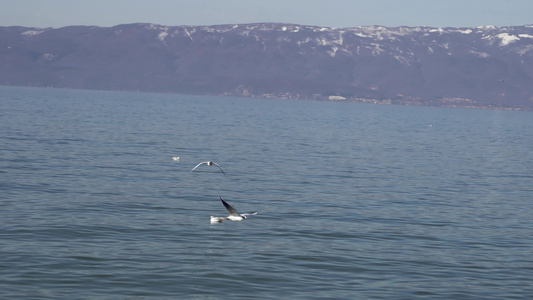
(1, 86), (533, 299)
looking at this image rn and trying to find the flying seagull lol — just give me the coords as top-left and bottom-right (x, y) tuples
(211, 197), (257, 223)
(191, 161), (225, 175)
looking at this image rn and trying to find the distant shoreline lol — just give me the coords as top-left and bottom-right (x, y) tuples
(3, 84), (530, 112)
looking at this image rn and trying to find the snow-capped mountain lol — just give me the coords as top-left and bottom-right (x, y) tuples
(1, 23), (533, 110)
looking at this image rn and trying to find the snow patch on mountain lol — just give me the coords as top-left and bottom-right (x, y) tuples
(22, 30), (44, 36)
(495, 33), (520, 45)
(469, 50), (490, 58)
(328, 46), (338, 57)
(517, 45), (533, 56)
(457, 29), (473, 34)
(519, 34), (533, 39)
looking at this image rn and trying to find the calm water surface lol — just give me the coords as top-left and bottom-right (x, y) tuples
(1, 86), (533, 299)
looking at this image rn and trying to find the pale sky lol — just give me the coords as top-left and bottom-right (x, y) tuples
(1, 0), (532, 29)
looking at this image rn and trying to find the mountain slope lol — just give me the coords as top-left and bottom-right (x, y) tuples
(1, 23), (533, 110)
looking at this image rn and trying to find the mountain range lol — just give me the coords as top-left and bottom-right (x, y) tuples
(1, 23), (533, 110)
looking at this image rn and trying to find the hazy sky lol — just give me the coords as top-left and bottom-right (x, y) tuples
(1, 0), (532, 29)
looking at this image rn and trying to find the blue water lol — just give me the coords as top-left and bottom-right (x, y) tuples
(1, 86), (533, 299)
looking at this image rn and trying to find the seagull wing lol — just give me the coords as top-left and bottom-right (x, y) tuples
(191, 162), (207, 172)
(212, 162), (225, 175)
(220, 197), (240, 217)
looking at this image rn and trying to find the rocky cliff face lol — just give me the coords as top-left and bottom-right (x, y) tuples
(1, 23), (533, 109)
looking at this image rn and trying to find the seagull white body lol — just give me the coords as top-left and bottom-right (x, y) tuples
(172, 156), (180, 161)
(220, 197), (257, 221)
(191, 161), (225, 175)
(210, 216), (225, 224)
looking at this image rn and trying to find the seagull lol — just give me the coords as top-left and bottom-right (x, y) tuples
(210, 216), (225, 224)
(172, 156), (180, 161)
(191, 161), (225, 175)
(218, 197), (257, 222)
